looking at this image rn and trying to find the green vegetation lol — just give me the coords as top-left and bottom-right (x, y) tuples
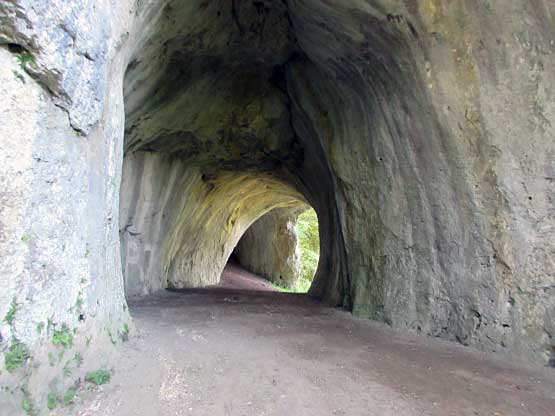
(22, 397), (34, 415)
(62, 361), (72, 377)
(270, 208), (320, 293)
(21, 233), (32, 243)
(270, 279), (313, 293)
(73, 352), (83, 367)
(47, 392), (59, 410)
(5, 340), (29, 372)
(16, 50), (36, 70)
(269, 281), (298, 293)
(52, 324), (74, 348)
(20, 387), (36, 415)
(294, 208), (320, 292)
(36, 322), (45, 334)
(295, 274), (314, 293)
(63, 388), (76, 406)
(121, 323), (130, 341)
(85, 369), (111, 385)
(4, 297), (18, 325)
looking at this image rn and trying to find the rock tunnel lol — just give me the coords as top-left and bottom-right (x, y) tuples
(0, 0), (554, 412)
(118, 1), (332, 297)
(117, 0), (555, 352)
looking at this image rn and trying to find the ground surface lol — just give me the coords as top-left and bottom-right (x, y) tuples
(56, 266), (555, 416)
(208, 263), (277, 292)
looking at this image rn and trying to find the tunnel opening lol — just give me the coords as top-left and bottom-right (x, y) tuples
(114, 0), (552, 365)
(118, 0), (325, 302)
(119, 156), (310, 299)
(117, 0), (421, 312)
(116, 0), (454, 320)
(230, 206), (320, 293)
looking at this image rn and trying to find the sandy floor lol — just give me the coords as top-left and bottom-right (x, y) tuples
(56, 266), (555, 416)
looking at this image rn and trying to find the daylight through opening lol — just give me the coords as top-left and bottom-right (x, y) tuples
(230, 207), (320, 293)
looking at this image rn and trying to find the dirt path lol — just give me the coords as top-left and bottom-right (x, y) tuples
(57, 266), (555, 416)
(208, 263), (278, 292)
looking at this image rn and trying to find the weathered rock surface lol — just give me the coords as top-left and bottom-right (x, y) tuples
(0, 0), (133, 413)
(286, 0), (555, 368)
(1, 0), (554, 413)
(234, 208), (304, 288)
(120, 152), (304, 296)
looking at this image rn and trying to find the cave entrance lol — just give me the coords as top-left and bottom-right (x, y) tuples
(228, 206), (320, 293)
(118, 0), (343, 306)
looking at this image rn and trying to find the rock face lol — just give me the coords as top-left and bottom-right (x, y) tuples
(286, 1), (555, 368)
(0, 1), (133, 413)
(234, 208), (304, 288)
(1, 0), (554, 412)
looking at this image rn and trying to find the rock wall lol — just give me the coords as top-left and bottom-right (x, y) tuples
(286, 0), (555, 366)
(0, 0), (133, 412)
(119, 152), (192, 297)
(234, 208), (304, 288)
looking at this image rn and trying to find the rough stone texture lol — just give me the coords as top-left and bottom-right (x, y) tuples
(286, 0), (555, 367)
(1, 0), (554, 412)
(0, 0), (133, 413)
(234, 208), (304, 288)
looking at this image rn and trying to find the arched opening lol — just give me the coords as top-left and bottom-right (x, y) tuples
(230, 206), (320, 293)
(116, 0), (489, 338)
(117, 0), (333, 301)
(119, 152), (311, 298)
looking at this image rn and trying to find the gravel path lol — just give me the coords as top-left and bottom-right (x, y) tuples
(57, 266), (555, 416)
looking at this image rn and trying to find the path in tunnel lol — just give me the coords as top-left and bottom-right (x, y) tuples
(54, 267), (555, 416)
(207, 263), (279, 292)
